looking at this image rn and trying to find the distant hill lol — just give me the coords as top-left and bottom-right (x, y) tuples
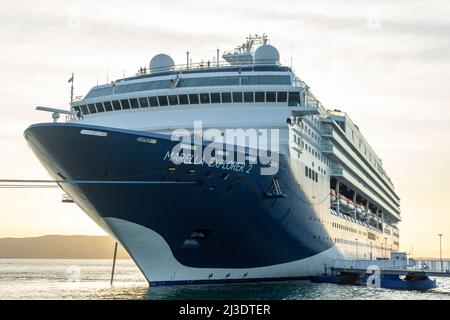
(0, 235), (131, 259)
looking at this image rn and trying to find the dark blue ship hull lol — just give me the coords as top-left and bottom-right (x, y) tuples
(24, 122), (334, 284)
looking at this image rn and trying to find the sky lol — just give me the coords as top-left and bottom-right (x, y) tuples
(0, 0), (449, 258)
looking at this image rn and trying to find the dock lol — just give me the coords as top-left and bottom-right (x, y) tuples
(312, 253), (450, 290)
(330, 267), (450, 278)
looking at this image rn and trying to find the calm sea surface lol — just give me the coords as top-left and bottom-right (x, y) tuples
(1, 259), (450, 300)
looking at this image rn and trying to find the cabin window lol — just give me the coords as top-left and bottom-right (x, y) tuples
(80, 105), (89, 115)
(179, 78), (197, 87)
(305, 166), (308, 177)
(197, 78), (209, 86)
(112, 100), (122, 110)
(132, 82), (145, 92)
(266, 91), (276, 102)
(248, 76), (259, 85)
(104, 101), (113, 111)
(148, 96), (158, 107)
(207, 77), (220, 86)
(146, 82), (158, 90)
(221, 92), (232, 103)
(232, 92), (243, 103)
(178, 94), (189, 105)
(222, 77), (239, 85)
(130, 98), (140, 109)
(158, 96), (168, 106)
(259, 75), (272, 85)
(210, 92), (221, 104)
(88, 104), (97, 113)
(189, 93), (199, 104)
(114, 84), (128, 94)
(140, 82), (153, 90)
(244, 92), (254, 103)
(168, 95), (178, 105)
(288, 92), (300, 106)
(277, 92), (287, 102)
(255, 91), (265, 102)
(95, 102), (105, 113)
(85, 75), (293, 99)
(120, 99), (131, 109)
(155, 80), (171, 90)
(240, 76), (250, 85)
(138, 97), (149, 108)
(200, 93), (210, 104)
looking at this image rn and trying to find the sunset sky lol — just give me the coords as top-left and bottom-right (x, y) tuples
(0, 0), (449, 258)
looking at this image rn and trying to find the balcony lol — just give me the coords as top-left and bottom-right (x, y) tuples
(331, 167), (343, 176)
(321, 143), (333, 153)
(320, 128), (334, 137)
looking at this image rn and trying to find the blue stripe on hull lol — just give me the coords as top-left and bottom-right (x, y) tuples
(24, 123), (332, 269)
(149, 276), (310, 287)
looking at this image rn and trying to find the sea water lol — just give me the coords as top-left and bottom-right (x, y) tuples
(1, 259), (449, 300)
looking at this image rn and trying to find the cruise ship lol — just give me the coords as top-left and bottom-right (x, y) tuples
(25, 35), (401, 285)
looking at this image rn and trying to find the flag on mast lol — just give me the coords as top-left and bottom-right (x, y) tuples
(68, 74), (74, 83)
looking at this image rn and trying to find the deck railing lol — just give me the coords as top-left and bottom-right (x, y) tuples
(134, 59), (283, 77)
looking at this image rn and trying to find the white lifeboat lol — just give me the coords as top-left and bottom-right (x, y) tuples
(366, 210), (374, 222)
(355, 203), (363, 214)
(375, 214), (382, 224)
(355, 203), (365, 219)
(338, 194), (348, 207)
(330, 189), (337, 202)
(347, 199), (355, 211)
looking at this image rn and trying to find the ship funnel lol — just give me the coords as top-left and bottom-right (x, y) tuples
(149, 54), (175, 73)
(254, 44), (280, 65)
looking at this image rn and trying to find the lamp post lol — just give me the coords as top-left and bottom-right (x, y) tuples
(355, 238), (358, 260)
(370, 242), (373, 260)
(438, 234), (443, 271)
(384, 237), (387, 259)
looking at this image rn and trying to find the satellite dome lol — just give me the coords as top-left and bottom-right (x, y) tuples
(149, 54), (175, 73)
(254, 44), (280, 65)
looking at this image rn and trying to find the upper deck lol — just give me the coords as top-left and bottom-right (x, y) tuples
(70, 61), (307, 118)
(70, 35), (315, 117)
(83, 64), (294, 100)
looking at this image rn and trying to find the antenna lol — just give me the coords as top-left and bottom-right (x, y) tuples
(68, 73), (74, 104)
(216, 48), (220, 67)
(186, 50), (189, 68)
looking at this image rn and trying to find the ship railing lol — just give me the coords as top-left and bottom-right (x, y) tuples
(292, 75), (327, 114)
(134, 59), (283, 77)
(408, 259), (450, 273)
(333, 259), (408, 270)
(65, 111), (82, 122)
